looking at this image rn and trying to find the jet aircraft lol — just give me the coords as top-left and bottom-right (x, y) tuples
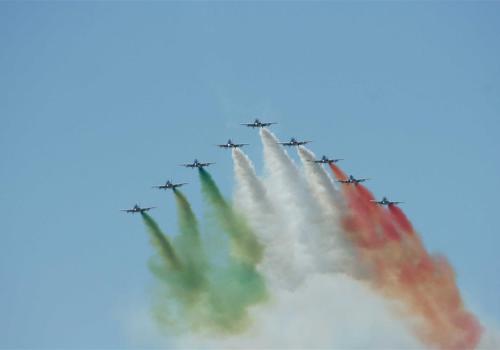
(152, 180), (187, 190)
(278, 137), (311, 147)
(371, 197), (403, 206)
(217, 139), (249, 149)
(121, 204), (156, 214)
(241, 118), (277, 128)
(180, 159), (215, 169)
(336, 175), (369, 185)
(309, 155), (343, 164)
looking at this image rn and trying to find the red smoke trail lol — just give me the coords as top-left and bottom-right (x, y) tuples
(378, 208), (401, 242)
(327, 165), (389, 249)
(355, 184), (376, 202)
(338, 183), (384, 249)
(328, 163), (348, 182)
(327, 163), (482, 349)
(389, 205), (413, 233)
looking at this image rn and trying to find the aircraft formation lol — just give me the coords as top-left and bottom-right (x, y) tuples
(121, 118), (402, 213)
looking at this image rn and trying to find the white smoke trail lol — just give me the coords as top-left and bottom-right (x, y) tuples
(297, 146), (359, 276)
(231, 148), (300, 289)
(231, 148), (271, 221)
(296, 146), (343, 215)
(259, 128), (328, 287)
(259, 128), (357, 277)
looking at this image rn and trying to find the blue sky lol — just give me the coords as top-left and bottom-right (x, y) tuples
(1, 2), (499, 347)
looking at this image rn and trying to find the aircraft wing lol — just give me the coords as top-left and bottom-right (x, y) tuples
(263, 122), (277, 126)
(201, 162), (215, 167)
(240, 123), (255, 127)
(120, 209), (133, 212)
(235, 143), (249, 147)
(141, 206), (156, 212)
(174, 183), (187, 187)
(336, 179), (349, 183)
(278, 142), (292, 146)
(180, 163), (195, 168)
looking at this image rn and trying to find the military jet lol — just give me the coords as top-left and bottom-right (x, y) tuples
(336, 175), (369, 185)
(152, 180), (187, 190)
(241, 118), (277, 128)
(371, 197), (403, 206)
(180, 159), (215, 169)
(309, 155), (343, 164)
(217, 139), (249, 149)
(121, 204), (156, 214)
(278, 137), (311, 147)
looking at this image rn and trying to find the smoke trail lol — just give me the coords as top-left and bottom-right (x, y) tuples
(130, 131), (486, 349)
(171, 189), (210, 298)
(297, 147), (342, 208)
(329, 162), (348, 181)
(296, 146), (356, 275)
(198, 168), (268, 333)
(198, 168), (263, 265)
(388, 204), (414, 233)
(141, 212), (181, 270)
(144, 186), (269, 335)
(231, 148), (274, 240)
(327, 163), (483, 349)
(259, 128), (323, 284)
(231, 147), (308, 288)
(141, 212), (205, 332)
(172, 190), (208, 269)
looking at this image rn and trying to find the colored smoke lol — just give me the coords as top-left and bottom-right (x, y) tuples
(132, 129), (485, 349)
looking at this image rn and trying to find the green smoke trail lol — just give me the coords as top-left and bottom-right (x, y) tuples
(198, 168), (264, 265)
(141, 212), (181, 270)
(198, 168), (268, 333)
(141, 176), (268, 334)
(142, 212), (207, 333)
(171, 189), (209, 296)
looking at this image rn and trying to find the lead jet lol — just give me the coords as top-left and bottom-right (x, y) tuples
(217, 139), (249, 149)
(336, 175), (369, 185)
(152, 180), (187, 190)
(180, 159), (215, 169)
(309, 155), (343, 164)
(121, 204), (156, 214)
(241, 118), (277, 128)
(371, 197), (403, 206)
(279, 137), (311, 147)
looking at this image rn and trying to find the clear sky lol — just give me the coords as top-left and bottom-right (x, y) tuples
(1, 2), (499, 347)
